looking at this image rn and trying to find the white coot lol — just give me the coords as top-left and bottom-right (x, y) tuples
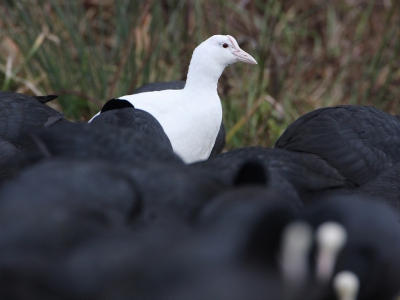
(90, 35), (257, 163)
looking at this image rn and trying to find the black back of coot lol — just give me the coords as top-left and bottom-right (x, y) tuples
(275, 105), (400, 186)
(14, 122), (183, 170)
(91, 100), (173, 150)
(191, 147), (345, 199)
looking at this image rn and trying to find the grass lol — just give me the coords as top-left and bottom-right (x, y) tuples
(0, 0), (400, 149)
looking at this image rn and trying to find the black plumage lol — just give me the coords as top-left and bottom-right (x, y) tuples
(131, 81), (186, 94)
(358, 162), (400, 213)
(100, 98), (135, 113)
(126, 163), (227, 223)
(209, 122), (226, 158)
(275, 105), (400, 186)
(14, 122), (183, 169)
(197, 185), (301, 267)
(32, 94), (59, 104)
(52, 227), (282, 300)
(191, 147), (345, 199)
(0, 159), (141, 255)
(0, 92), (68, 167)
(91, 99), (173, 149)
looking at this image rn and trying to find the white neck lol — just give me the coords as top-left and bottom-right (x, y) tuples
(184, 46), (226, 93)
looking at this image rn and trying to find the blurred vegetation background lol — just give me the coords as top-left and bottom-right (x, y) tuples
(0, 0), (399, 149)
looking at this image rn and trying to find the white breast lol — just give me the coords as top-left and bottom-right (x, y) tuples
(119, 89), (222, 163)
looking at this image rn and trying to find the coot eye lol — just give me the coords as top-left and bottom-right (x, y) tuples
(222, 43), (228, 48)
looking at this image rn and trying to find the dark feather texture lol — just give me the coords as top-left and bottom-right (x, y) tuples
(12, 122), (183, 172)
(0, 92), (68, 180)
(275, 105), (400, 186)
(191, 147), (345, 198)
(92, 100), (172, 149)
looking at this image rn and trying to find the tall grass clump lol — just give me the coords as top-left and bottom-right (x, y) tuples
(1, 0), (399, 148)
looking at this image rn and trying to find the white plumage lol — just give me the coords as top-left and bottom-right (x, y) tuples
(90, 35), (257, 163)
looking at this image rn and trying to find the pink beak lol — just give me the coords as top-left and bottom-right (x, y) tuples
(227, 35), (258, 65)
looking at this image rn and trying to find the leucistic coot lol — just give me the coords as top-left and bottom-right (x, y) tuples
(90, 35), (257, 163)
(132, 81), (226, 158)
